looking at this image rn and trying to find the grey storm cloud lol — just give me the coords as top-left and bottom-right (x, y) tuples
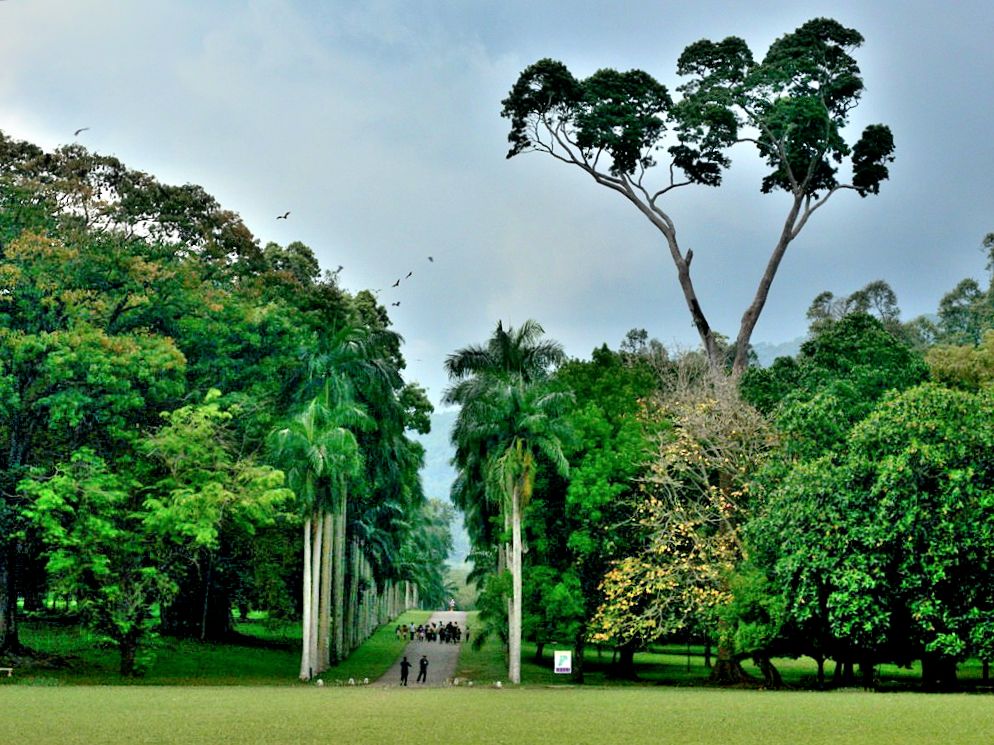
(1, 0), (993, 403)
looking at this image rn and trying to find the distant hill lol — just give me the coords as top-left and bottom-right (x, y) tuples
(752, 336), (805, 367)
(413, 409), (471, 567)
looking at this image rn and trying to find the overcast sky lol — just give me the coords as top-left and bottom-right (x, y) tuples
(2, 0), (993, 407)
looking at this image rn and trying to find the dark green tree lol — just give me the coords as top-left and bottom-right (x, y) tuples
(745, 384), (994, 690)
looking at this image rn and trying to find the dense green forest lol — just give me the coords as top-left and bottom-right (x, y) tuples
(452, 272), (994, 690)
(3, 126), (993, 691)
(0, 131), (452, 677)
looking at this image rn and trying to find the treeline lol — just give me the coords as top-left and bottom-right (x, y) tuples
(453, 245), (994, 690)
(0, 132), (451, 677)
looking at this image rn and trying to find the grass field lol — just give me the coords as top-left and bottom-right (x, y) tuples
(9, 610), (432, 685)
(455, 612), (991, 690)
(2, 686), (994, 744)
(5, 610), (994, 743)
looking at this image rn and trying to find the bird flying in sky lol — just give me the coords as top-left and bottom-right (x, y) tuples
(392, 279), (400, 288)
(427, 256), (433, 262)
(405, 271), (413, 279)
(277, 211), (290, 219)
(73, 127), (89, 137)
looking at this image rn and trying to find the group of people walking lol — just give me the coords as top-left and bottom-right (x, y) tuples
(395, 621), (467, 644)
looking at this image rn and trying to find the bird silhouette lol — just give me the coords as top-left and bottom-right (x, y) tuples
(276, 211), (290, 220)
(335, 265), (343, 273)
(405, 271), (413, 279)
(392, 279), (400, 288)
(427, 256), (433, 262)
(391, 301), (400, 307)
(73, 127), (89, 137)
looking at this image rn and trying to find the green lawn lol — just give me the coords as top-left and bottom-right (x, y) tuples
(11, 610), (432, 685)
(2, 686), (993, 744)
(6, 610), (994, 744)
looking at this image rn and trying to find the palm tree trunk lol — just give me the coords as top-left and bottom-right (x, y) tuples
(309, 513), (322, 673)
(509, 482), (523, 685)
(344, 538), (356, 652)
(318, 510), (333, 671)
(299, 514), (313, 680)
(332, 485), (346, 662)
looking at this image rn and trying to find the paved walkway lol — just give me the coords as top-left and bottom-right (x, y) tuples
(376, 611), (467, 688)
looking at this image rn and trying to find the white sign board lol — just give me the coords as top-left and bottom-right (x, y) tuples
(553, 650), (572, 674)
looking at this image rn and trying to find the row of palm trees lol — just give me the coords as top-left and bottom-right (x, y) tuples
(272, 316), (574, 684)
(446, 320), (573, 684)
(271, 324), (438, 680)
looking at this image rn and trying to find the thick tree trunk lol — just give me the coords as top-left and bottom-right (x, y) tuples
(573, 633), (586, 685)
(534, 641), (545, 664)
(318, 511), (333, 671)
(20, 550), (46, 613)
(0, 541), (19, 654)
(833, 658), (856, 686)
(614, 640), (638, 679)
(351, 541), (361, 647)
(119, 632), (139, 677)
(508, 484), (523, 685)
(859, 658), (877, 691)
(921, 653), (957, 691)
(344, 539), (356, 653)
(753, 653), (783, 689)
(299, 514), (312, 680)
(732, 194), (804, 375)
(709, 624), (752, 685)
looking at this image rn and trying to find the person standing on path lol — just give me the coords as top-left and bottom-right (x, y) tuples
(417, 655), (429, 684)
(400, 656), (412, 686)
(374, 610), (468, 688)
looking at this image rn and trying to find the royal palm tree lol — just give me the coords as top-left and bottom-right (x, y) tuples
(445, 320), (572, 684)
(269, 392), (369, 679)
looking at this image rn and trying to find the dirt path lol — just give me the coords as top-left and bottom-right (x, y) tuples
(376, 611), (468, 688)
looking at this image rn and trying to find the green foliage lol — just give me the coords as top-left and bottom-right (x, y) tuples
(0, 128), (432, 668)
(20, 450), (169, 675)
(593, 378), (773, 651)
(746, 384), (994, 684)
(742, 314), (928, 459)
(20, 392), (293, 675)
(927, 330), (994, 390)
(505, 19), (893, 197)
(398, 499), (455, 608)
(143, 391), (295, 547)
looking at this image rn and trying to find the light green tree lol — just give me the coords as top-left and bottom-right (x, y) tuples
(22, 392), (291, 675)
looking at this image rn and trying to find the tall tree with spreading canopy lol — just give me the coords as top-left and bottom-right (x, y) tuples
(502, 18), (894, 374)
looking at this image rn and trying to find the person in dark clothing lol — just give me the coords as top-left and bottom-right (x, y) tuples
(417, 655), (429, 683)
(400, 656), (412, 686)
